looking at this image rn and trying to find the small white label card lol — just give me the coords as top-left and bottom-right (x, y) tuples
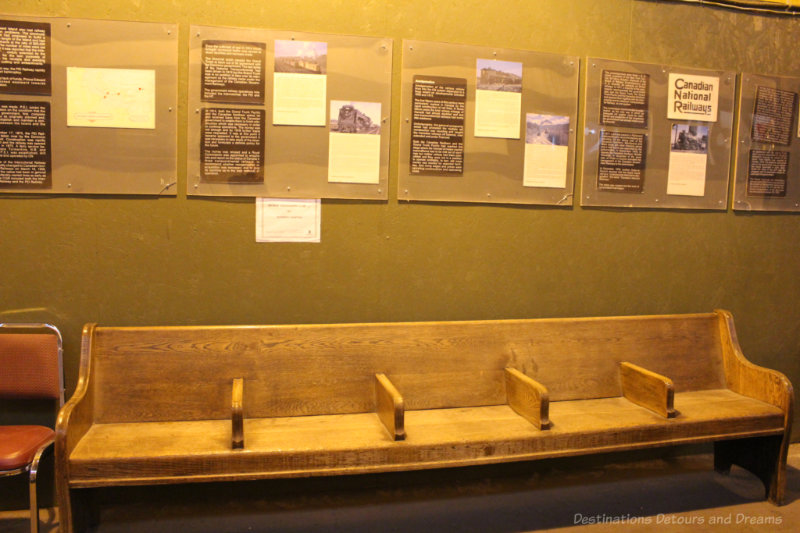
(256, 198), (321, 243)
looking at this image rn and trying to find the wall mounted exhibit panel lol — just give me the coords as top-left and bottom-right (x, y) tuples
(733, 73), (800, 212)
(581, 58), (735, 210)
(397, 40), (579, 206)
(0, 15), (178, 195)
(188, 25), (392, 200)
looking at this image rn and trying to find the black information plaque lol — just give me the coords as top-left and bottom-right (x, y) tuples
(201, 107), (265, 183)
(752, 85), (797, 146)
(600, 70), (649, 129)
(746, 149), (788, 198)
(410, 75), (466, 176)
(201, 40), (266, 105)
(0, 100), (51, 188)
(597, 130), (647, 193)
(0, 20), (51, 96)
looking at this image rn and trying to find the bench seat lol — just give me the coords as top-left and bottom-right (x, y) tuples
(68, 389), (783, 487)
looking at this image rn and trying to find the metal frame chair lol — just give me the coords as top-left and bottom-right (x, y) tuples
(0, 323), (64, 533)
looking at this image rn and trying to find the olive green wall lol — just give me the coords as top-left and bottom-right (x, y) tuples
(2, 0), (800, 509)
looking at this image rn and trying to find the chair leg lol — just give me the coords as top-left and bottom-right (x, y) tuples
(28, 442), (52, 533)
(29, 465), (40, 533)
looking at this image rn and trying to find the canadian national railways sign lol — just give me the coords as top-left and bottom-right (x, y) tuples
(668, 73), (719, 122)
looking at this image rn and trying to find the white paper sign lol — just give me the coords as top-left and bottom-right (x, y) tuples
(66, 67), (156, 129)
(667, 73), (719, 123)
(256, 198), (321, 243)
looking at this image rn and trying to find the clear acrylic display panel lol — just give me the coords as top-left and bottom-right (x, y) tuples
(733, 73), (800, 212)
(582, 58), (735, 210)
(188, 25), (392, 199)
(398, 40), (579, 205)
(0, 16), (178, 195)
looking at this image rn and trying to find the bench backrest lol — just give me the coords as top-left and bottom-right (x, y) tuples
(86, 312), (726, 423)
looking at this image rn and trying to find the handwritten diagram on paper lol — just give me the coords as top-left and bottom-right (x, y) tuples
(66, 67), (156, 129)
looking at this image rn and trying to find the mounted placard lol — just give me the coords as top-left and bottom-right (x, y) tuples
(581, 58), (735, 210)
(0, 16), (177, 195)
(733, 73), (800, 212)
(397, 40), (579, 206)
(188, 25), (392, 200)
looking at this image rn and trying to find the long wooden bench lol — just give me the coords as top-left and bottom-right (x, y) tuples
(55, 310), (793, 532)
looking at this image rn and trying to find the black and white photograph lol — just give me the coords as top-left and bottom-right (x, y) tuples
(670, 124), (708, 154)
(274, 39), (327, 74)
(476, 58), (522, 93)
(329, 101), (381, 134)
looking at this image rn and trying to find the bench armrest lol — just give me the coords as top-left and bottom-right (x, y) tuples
(716, 310), (793, 421)
(716, 309), (794, 505)
(55, 323), (99, 533)
(232, 378), (244, 449)
(375, 373), (405, 440)
(620, 362), (676, 418)
(505, 368), (550, 430)
(56, 324), (97, 472)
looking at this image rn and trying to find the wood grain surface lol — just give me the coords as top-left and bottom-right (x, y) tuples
(55, 311), (794, 532)
(66, 389), (783, 488)
(505, 367), (550, 430)
(84, 313), (726, 424)
(715, 309), (794, 504)
(375, 373), (405, 440)
(620, 362), (676, 418)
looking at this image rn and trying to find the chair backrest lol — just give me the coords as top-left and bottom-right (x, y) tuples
(0, 323), (64, 405)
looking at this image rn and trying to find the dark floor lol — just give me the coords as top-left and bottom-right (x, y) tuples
(3, 444), (799, 532)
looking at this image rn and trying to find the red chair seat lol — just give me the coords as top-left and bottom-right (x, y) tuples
(0, 425), (54, 471)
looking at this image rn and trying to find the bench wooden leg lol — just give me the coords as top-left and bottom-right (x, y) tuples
(714, 435), (786, 505)
(58, 487), (97, 533)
